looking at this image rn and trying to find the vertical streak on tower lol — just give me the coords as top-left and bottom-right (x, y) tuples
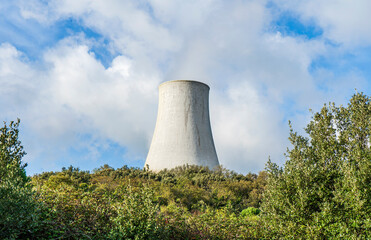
(145, 80), (219, 171)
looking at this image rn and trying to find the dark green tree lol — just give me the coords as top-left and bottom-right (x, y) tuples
(262, 92), (371, 239)
(0, 119), (45, 239)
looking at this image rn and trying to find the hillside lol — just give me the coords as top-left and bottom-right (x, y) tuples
(28, 164), (266, 239)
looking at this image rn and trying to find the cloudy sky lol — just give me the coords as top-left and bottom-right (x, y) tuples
(1, 0), (370, 175)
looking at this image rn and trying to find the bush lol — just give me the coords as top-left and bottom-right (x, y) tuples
(240, 207), (260, 217)
(109, 184), (169, 239)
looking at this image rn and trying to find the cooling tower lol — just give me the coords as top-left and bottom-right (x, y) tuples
(145, 80), (219, 171)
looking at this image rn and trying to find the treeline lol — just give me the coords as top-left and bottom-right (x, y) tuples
(1, 92), (370, 239)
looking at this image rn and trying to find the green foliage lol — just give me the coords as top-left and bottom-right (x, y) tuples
(0, 119), (27, 184)
(29, 164), (267, 239)
(33, 169), (114, 238)
(109, 184), (168, 239)
(262, 92), (371, 239)
(0, 119), (46, 239)
(159, 202), (264, 239)
(240, 207), (260, 217)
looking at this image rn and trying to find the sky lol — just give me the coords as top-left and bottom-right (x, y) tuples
(1, 0), (370, 175)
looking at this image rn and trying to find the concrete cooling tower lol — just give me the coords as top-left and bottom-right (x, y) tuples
(145, 80), (219, 171)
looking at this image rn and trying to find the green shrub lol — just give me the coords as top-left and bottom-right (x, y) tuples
(109, 184), (169, 239)
(240, 207), (260, 217)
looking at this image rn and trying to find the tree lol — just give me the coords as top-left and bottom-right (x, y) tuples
(0, 119), (45, 239)
(261, 92), (371, 239)
(0, 119), (27, 184)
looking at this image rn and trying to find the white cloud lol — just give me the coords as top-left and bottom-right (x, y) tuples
(211, 81), (287, 172)
(0, 43), (40, 116)
(42, 37), (160, 155)
(272, 0), (371, 47)
(2, 0), (370, 174)
(0, 38), (160, 170)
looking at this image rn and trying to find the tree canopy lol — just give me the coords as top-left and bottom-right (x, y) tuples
(262, 92), (371, 239)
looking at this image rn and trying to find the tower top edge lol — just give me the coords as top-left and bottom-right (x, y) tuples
(159, 80), (210, 89)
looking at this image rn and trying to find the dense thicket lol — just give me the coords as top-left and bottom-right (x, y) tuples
(262, 92), (371, 239)
(29, 164), (266, 239)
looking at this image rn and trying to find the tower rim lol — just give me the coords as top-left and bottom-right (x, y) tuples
(159, 80), (210, 89)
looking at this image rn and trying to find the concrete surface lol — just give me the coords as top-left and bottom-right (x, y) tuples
(145, 80), (219, 171)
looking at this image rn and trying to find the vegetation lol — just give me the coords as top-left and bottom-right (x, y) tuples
(0, 92), (370, 239)
(29, 164), (267, 239)
(262, 92), (371, 239)
(0, 119), (49, 238)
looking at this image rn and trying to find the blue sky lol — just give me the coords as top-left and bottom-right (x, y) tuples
(1, 0), (370, 175)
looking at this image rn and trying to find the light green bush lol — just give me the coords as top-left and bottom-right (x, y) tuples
(240, 207), (260, 217)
